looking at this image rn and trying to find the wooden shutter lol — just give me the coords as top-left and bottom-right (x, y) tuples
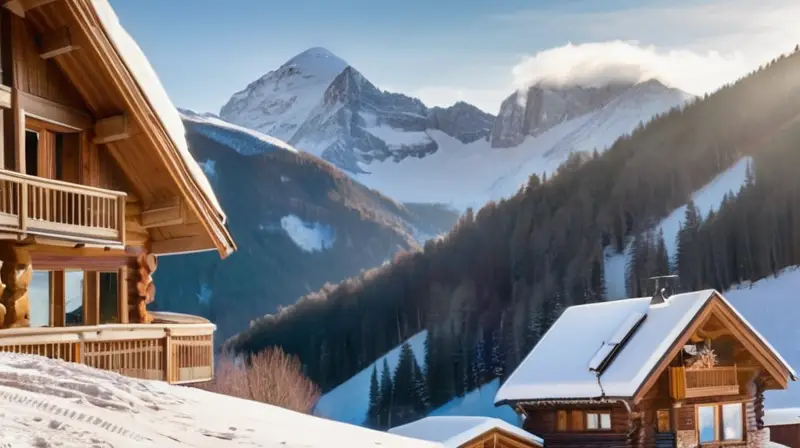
(571, 410), (584, 431)
(556, 410), (567, 431)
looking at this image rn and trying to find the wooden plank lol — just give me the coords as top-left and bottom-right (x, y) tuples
(117, 265), (127, 324)
(93, 114), (136, 144)
(83, 270), (99, 325)
(2, 0), (57, 17)
(149, 235), (210, 255)
(51, 270), (65, 327)
(12, 87), (24, 173)
(39, 26), (79, 59)
(19, 90), (91, 130)
(141, 197), (184, 228)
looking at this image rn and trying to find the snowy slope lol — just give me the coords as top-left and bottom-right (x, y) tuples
(726, 268), (800, 409)
(429, 379), (520, 425)
(314, 331), (427, 425)
(354, 83), (690, 210)
(604, 157), (752, 299)
(0, 353), (439, 448)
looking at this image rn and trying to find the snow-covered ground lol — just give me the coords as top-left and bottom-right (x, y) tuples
(0, 353), (439, 447)
(314, 331), (427, 425)
(181, 110), (299, 155)
(604, 156), (752, 299)
(280, 214), (336, 253)
(726, 268), (800, 409)
(354, 85), (689, 210)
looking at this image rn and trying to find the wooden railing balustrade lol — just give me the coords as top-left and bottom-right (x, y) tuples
(0, 322), (214, 384)
(669, 366), (740, 400)
(0, 169), (126, 244)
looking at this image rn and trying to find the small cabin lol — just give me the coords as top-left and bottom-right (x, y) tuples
(389, 416), (544, 448)
(494, 289), (796, 448)
(0, 0), (235, 384)
(763, 408), (800, 447)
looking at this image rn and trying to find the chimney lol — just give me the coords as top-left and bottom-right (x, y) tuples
(648, 275), (678, 305)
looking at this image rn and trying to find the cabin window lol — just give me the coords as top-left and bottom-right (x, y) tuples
(65, 270), (84, 326)
(570, 410), (584, 431)
(25, 130), (39, 176)
(721, 403), (743, 441)
(657, 409), (671, 432)
(98, 272), (118, 324)
(28, 271), (51, 327)
(556, 410), (567, 431)
(586, 412), (611, 430)
(697, 402), (744, 443)
(698, 405), (716, 443)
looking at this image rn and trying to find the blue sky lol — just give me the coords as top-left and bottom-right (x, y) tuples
(110, 0), (800, 114)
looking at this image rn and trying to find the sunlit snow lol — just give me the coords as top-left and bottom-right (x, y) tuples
(280, 215), (335, 253)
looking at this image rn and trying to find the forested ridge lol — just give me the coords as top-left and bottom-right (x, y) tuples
(227, 47), (800, 429)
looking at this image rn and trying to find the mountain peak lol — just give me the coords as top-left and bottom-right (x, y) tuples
(281, 46), (348, 75)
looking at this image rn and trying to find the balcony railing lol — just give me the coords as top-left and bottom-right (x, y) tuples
(669, 366), (740, 400)
(0, 169), (126, 245)
(0, 322), (214, 384)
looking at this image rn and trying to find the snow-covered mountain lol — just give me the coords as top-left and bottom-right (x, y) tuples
(220, 48), (494, 173)
(220, 47), (693, 209)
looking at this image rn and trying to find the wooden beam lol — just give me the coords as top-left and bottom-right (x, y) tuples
(19, 91), (91, 131)
(150, 235), (210, 255)
(39, 26), (79, 59)
(12, 87), (24, 173)
(141, 197), (185, 228)
(2, 0), (57, 17)
(94, 114), (137, 144)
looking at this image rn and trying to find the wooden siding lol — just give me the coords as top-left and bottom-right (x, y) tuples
(9, 12), (86, 111)
(767, 423), (800, 448)
(461, 428), (542, 448)
(523, 403), (630, 447)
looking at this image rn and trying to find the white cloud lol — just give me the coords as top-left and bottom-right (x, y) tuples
(510, 40), (749, 95)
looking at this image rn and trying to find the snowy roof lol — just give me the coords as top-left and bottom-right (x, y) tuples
(764, 408), (800, 426)
(389, 416), (542, 447)
(495, 290), (796, 404)
(0, 352), (441, 447)
(88, 1), (233, 255)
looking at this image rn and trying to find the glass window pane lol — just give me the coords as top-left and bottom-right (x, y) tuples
(65, 271), (84, 326)
(698, 405), (716, 442)
(722, 403), (743, 440)
(99, 272), (118, 324)
(28, 271), (50, 327)
(587, 413), (599, 429)
(600, 413), (611, 429)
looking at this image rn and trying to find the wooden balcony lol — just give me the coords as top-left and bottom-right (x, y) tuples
(0, 169), (126, 245)
(669, 366), (740, 400)
(0, 321), (214, 384)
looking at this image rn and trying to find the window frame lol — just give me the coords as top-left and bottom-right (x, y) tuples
(696, 402), (745, 445)
(586, 411), (612, 431)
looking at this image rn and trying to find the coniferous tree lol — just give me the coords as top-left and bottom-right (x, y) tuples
(366, 365), (380, 428)
(379, 358), (393, 428)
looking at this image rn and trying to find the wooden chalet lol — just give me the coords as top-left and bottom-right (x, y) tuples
(763, 408), (800, 447)
(494, 289), (796, 448)
(0, 0), (235, 384)
(389, 416), (544, 448)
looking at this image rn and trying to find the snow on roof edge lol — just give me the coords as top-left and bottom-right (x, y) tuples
(389, 416), (542, 447)
(89, 0), (230, 236)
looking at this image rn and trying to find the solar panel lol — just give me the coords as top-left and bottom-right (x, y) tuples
(588, 311), (647, 373)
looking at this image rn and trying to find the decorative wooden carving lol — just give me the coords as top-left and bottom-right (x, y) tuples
(685, 344), (718, 369)
(0, 243), (32, 329)
(754, 378), (765, 429)
(130, 252), (157, 323)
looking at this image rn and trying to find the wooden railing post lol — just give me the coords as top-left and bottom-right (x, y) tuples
(18, 181), (26, 231)
(164, 328), (172, 383)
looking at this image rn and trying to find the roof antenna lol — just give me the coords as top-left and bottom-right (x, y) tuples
(648, 275), (678, 305)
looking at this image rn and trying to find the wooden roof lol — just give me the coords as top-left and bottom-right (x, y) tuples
(17, 0), (235, 257)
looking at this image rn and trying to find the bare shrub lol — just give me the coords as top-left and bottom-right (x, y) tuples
(195, 347), (320, 414)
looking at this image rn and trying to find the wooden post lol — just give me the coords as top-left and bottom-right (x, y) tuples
(117, 265), (127, 323)
(11, 87), (23, 173)
(50, 270), (65, 327)
(83, 270), (99, 325)
(164, 327), (172, 383)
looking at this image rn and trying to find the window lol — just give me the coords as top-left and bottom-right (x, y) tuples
(28, 271), (51, 327)
(721, 403), (743, 441)
(697, 403), (743, 443)
(98, 272), (118, 324)
(65, 271), (84, 326)
(25, 130), (38, 176)
(698, 405), (716, 443)
(586, 412), (611, 430)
